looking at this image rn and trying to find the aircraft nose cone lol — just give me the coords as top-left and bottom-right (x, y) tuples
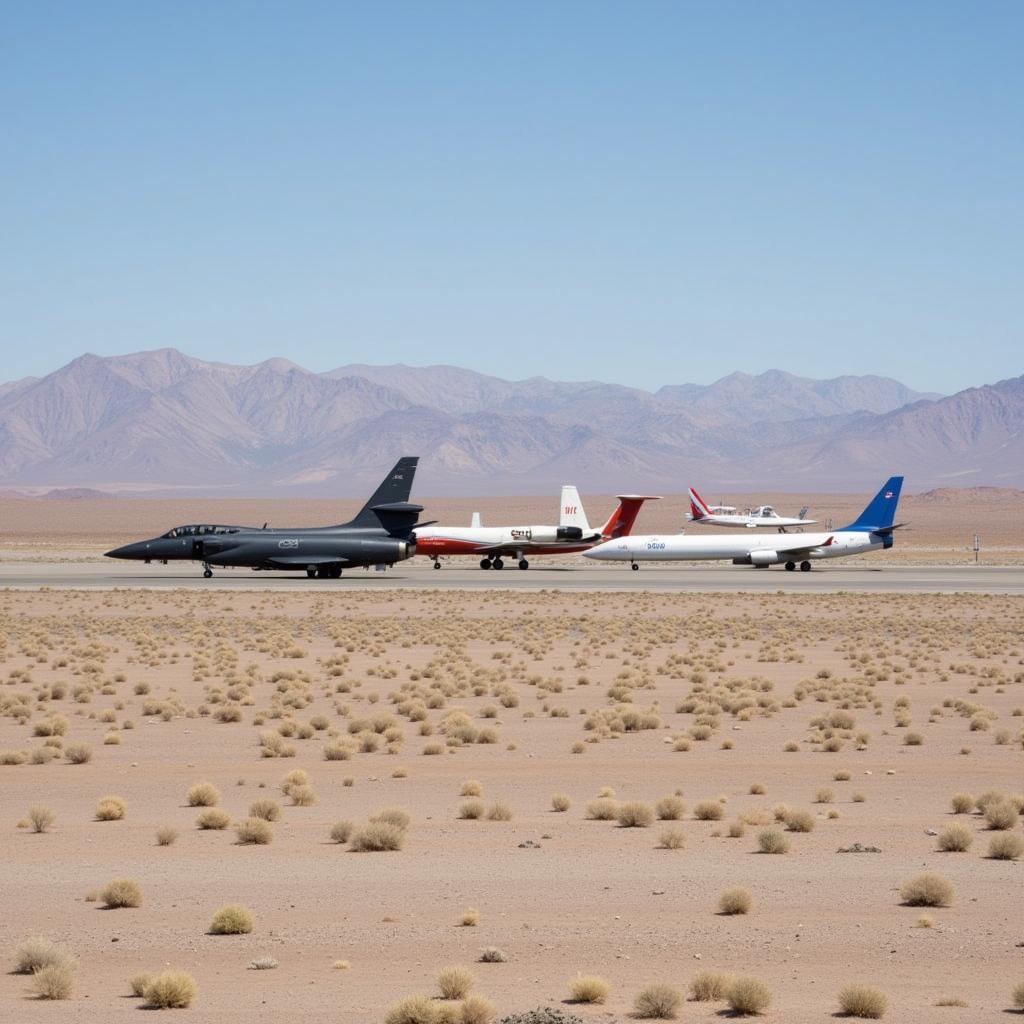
(105, 542), (145, 560)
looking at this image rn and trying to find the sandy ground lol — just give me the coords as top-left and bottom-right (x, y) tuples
(1, 588), (1022, 1022)
(1, 489), (1021, 564)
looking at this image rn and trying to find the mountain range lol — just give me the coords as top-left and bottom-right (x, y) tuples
(0, 348), (1020, 495)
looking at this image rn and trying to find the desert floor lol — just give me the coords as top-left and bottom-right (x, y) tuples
(1, 587), (1022, 1022)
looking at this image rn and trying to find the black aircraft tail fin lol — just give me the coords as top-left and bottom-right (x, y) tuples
(341, 457), (420, 528)
(373, 502), (425, 538)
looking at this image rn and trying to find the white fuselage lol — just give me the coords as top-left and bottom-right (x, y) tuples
(687, 512), (816, 529)
(585, 529), (882, 564)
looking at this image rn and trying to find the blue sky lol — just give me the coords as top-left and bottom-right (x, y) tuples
(2, 2), (1020, 392)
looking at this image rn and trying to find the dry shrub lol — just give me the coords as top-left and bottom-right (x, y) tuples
(209, 904), (253, 934)
(371, 807), (411, 829)
(15, 937), (74, 974)
(634, 983), (683, 1019)
(460, 800), (485, 820)
(437, 964), (475, 999)
(937, 823), (973, 852)
(101, 877), (142, 908)
(460, 994), (496, 1024)
(655, 796), (685, 820)
(28, 806), (54, 833)
(568, 975), (610, 1004)
(617, 801), (654, 828)
(350, 821), (405, 851)
(658, 826), (685, 850)
(690, 970), (729, 1001)
(479, 947), (506, 963)
(815, 787), (835, 804)
(899, 872), (953, 907)
(186, 782), (220, 807)
(289, 783), (317, 807)
(838, 984), (888, 1019)
(984, 801), (1019, 830)
(235, 817), (273, 845)
(757, 828), (790, 854)
(460, 780), (483, 796)
(330, 820), (354, 844)
(487, 801), (512, 821)
(155, 825), (178, 846)
(784, 809), (815, 833)
(144, 970), (197, 1009)
(461, 908), (480, 926)
(96, 795), (126, 821)
(988, 833), (1024, 860)
(64, 743), (92, 764)
(950, 792), (974, 814)
(1013, 981), (1024, 1011)
(248, 798), (281, 821)
(551, 793), (571, 812)
(727, 976), (771, 1015)
(718, 887), (752, 915)
(586, 798), (618, 820)
(694, 800), (724, 821)
(196, 808), (231, 830)
(130, 973), (152, 997)
(385, 995), (438, 1024)
(32, 963), (74, 1000)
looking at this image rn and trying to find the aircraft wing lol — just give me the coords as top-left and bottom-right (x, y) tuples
(760, 536), (834, 559)
(474, 535), (602, 553)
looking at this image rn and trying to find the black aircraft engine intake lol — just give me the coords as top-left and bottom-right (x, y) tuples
(555, 526), (584, 541)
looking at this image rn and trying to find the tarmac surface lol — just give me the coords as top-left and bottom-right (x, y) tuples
(1, 560), (1022, 593)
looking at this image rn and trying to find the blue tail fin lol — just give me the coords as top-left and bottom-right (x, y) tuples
(841, 476), (904, 532)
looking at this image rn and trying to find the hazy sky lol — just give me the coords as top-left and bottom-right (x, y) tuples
(2, 2), (1020, 392)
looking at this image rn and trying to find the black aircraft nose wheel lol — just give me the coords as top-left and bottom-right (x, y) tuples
(306, 567), (316, 578)
(479, 558), (491, 570)
(800, 561), (812, 572)
(631, 563), (639, 571)
(785, 561), (796, 571)
(492, 558), (505, 570)
(433, 561), (441, 570)
(518, 559), (529, 570)
(203, 568), (212, 579)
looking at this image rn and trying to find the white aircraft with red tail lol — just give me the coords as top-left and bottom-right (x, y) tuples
(413, 486), (659, 570)
(686, 486), (816, 531)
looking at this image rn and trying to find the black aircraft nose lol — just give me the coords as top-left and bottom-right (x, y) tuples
(105, 542), (148, 560)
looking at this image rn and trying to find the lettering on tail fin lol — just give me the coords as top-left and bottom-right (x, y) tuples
(688, 487), (710, 520)
(559, 485), (591, 533)
(600, 495), (661, 538)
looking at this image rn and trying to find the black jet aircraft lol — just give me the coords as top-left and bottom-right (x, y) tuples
(105, 457), (422, 578)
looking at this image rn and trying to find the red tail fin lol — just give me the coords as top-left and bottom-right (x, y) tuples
(688, 486), (710, 521)
(600, 495), (660, 538)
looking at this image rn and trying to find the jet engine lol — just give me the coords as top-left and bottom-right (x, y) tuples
(359, 538), (415, 563)
(733, 550), (780, 565)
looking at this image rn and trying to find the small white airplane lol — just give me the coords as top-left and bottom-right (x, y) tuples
(686, 487), (816, 530)
(585, 477), (904, 572)
(414, 486), (659, 570)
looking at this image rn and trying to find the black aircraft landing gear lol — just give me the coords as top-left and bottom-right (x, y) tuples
(631, 562), (639, 571)
(479, 558), (491, 570)
(518, 558), (529, 570)
(202, 562), (213, 579)
(433, 560), (441, 570)
(492, 557), (505, 570)
(306, 567), (317, 578)
(784, 561), (796, 571)
(800, 560), (812, 572)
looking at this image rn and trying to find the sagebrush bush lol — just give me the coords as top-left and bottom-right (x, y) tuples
(461, 780), (483, 796)
(186, 782), (220, 807)
(568, 975), (610, 1004)
(726, 976), (771, 1015)
(950, 792), (974, 814)
(899, 872), (953, 907)
(1013, 981), (1024, 1011)
(32, 963), (74, 1000)
(437, 964), (475, 999)
(984, 801), (1019, 830)
(196, 808), (231, 830)
(330, 820), (354, 844)
(655, 796), (685, 820)
(988, 833), (1024, 860)
(64, 743), (92, 764)
(838, 984), (888, 1019)
(15, 937), (74, 974)
(209, 904), (253, 934)
(350, 821), (405, 851)
(461, 907), (480, 926)
(95, 795), (126, 821)
(658, 826), (685, 850)
(461, 994), (496, 1024)
(586, 798), (618, 820)
(690, 970), (729, 1001)
(784, 809), (815, 832)
(130, 973), (152, 997)
(155, 825), (178, 846)
(937, 823), (973, 852)
(617, 801), (654, 827)
(487, 801), (513, 821)
(371, 807), (411, 829)
(694, 800), (724, 821)
(384, 994), (438, 1024)
(479, 947), (507, 963)
(634, 983), (682, 1019)
(289, 783), (317, 807)
(235, 817), (273, 844)
(101, 877), (142, 908)
(144, 970), (197, 1009)
(757, 828), (790, 854)
(460, 799), (486, 820)
(718, 887), (752, 915)
(248, 798), (281, 821)
(551, 793), (571, 812)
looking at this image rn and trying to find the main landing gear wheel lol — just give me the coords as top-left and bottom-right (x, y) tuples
(306, 567), (317, 578)
(631, 563), (639, 571)
(433, 561), (441, 570)
(784, 561), (796, 571)
(800, 560), (812, 572)
(518, 559), (529, 570)
(492, 558), (505, 570)
(202, 565), (213, 579)
(479, 558), (491, 570)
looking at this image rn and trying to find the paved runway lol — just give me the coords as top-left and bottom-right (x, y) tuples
(1, 560), (1022, 593)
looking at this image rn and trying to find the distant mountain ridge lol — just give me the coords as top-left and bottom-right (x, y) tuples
(0, 348), (1018, 494)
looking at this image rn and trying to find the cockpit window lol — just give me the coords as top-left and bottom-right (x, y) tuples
(162, 524), (239, 538)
